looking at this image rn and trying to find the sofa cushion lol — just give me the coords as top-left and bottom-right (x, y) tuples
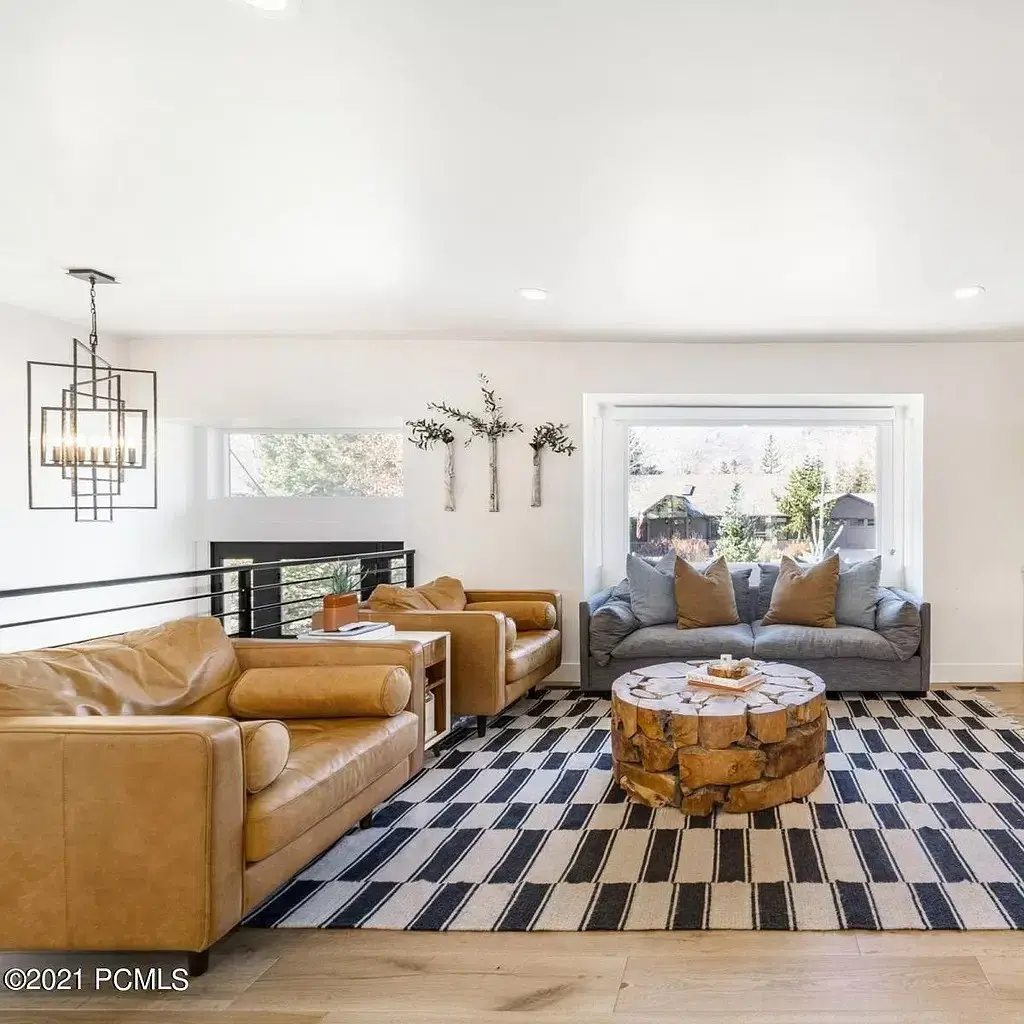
(506, 630), (560, 682)
(589, 599), (638, 666)
(875, 589), (923, 660)
(240, 720), (290, 794)
(0, 642), (181, 717)
(121, 616), (242, 715)
(368, 575), (467, 612)
(674, 556), (740, 629)
(229, 665), (412, 719)
(245, 713), (418, 862)
(836, 556), (882, 628)
(729, 567), (756, 623)
(611, 623), (754, 661)
(762, 554), (840, 628)
(752, 621), (898, 661)
(465, 600), (556, 631)
(626, 553), (676, 625)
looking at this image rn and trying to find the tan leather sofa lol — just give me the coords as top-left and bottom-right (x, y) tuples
(0, 617), (426, 973)
(360, 579), (562, 736)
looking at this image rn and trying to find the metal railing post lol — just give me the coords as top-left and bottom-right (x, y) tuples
(237, 568), (253, 638)
(406, 550), (415, 587)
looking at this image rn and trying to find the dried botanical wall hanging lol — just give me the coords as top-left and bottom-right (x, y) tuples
(406, 418), (457, 510)
(429, 374), (522, 511)
(528, 423), (576, 507)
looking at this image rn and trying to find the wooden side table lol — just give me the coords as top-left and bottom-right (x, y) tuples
(298, 627), (452, 756)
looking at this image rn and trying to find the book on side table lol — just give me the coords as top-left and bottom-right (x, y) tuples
(299, 622), (396, 641)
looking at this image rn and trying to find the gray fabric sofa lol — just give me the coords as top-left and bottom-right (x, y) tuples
(579, 568), (930, 694)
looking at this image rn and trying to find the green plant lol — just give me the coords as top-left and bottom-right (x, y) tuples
(529, 422), (576, 456)
(714, 482), (760, 561)
(428, 374), (523, 444)
(329, 561), (364, 594)
(405, 418), (455, 450)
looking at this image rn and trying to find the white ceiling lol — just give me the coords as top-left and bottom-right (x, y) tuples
(1, 0), (1023, 340)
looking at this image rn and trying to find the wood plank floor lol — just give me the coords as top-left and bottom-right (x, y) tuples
(3, 684), (1023, 1024)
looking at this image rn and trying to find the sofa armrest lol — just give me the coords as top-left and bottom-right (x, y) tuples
(464, 590), (562, 634)
(359, 609), (506, 716)
(0, 715), (244, 954)
(890, 590), (931, 690)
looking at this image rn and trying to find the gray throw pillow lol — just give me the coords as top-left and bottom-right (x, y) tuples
(875, 588), (922, 660)
(626, 553), (676, 625)
(836, 555), (882, 628)
(730, 566), (755, 623)
(589, 600), (639, 665)
(756, 563), (780, 621)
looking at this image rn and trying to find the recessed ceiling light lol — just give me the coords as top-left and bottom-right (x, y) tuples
(516, 287), (548, 301)
(953, 285), (986, 299)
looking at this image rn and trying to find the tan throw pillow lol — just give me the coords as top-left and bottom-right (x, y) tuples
(761, 554), (840, 628)
(368, 576), (467, 611)
(673, 556), (740, 629)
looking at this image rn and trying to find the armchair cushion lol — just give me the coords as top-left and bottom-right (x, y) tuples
(506, 631), (560, 683)
(465, 600), (556, 631)
(239, 720), (290, 794)
(368, 575), (467, 612)
(228, 665), (412, 719)
(504, 616), (517, 651)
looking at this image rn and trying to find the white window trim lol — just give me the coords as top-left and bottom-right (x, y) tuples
(583, 394), (923, 595)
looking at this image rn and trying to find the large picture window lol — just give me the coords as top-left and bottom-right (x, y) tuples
(227, 430), (403, 498)
(592, 403), (916, 590)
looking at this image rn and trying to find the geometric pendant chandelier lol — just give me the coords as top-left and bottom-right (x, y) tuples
(26, 269), (158, 521)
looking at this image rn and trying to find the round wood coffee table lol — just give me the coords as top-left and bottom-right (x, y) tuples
(610, 661), (828, 814)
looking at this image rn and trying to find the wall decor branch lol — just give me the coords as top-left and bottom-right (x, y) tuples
(406, 417), (457, 511)
(529, 422), (576, 507)
(429, 373), (522, 511)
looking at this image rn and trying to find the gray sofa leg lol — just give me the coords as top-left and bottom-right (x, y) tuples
(477, 716), (488, 738)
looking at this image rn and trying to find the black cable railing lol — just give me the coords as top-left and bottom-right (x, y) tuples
(0, 548), (415, 646)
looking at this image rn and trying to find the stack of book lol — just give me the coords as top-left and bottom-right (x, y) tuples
(299, 622), (396, 641)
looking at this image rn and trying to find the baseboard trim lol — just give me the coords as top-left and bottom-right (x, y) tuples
(546, 662), (581, 684)
(932, 663), (1024, 684)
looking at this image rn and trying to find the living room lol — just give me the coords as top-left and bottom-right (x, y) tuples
(2, 0), (1024, 1020)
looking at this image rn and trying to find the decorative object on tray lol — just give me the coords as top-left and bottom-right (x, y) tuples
(527, 422), (575, 507)
(406, 417), (457, 511)
(687, 654), (766, 693)
(427, 373), (522, 512)
(610, 659), (827, 813)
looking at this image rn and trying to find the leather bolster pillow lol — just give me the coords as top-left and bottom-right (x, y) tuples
(465, 600), (556, 631)
(229, 665), (412, 719)
(239, 720), (290, 794)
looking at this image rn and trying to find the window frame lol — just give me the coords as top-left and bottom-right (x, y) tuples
(220, 426), (405, 500)
(593, 402), (911, 590)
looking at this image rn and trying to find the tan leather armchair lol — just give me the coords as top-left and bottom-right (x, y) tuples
(0, 617), (426, 974)
(361, 588), (562, 736)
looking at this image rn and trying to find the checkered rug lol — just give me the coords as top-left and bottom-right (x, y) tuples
(245, 687), (1024, 930)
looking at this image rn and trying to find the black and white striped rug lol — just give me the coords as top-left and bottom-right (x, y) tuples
(246, 687), (1024, 931)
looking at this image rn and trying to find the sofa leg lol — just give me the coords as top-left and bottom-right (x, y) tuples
(527, 686), (538, 698)
(359, 811), (374, 829)
(477, 716), (488, 738)
(187, 949), (210, 977)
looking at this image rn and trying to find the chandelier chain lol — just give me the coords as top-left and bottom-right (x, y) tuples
(88, 276), (98, 353)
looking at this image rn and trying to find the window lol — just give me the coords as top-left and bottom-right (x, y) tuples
(591, 402), (916, 590)
(227, 431), (402, 498)
(629, 423), (878, 564)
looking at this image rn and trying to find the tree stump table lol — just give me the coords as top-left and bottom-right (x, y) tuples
(610, 661), (828, 814)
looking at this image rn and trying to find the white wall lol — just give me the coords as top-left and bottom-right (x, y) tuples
(0, 303), (195, 650)
(132, 334), (1024, 684)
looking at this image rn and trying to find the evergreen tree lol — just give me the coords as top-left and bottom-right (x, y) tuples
(834, 456), (874, 494)
(760, 433), (783, 474)
(628, 433), (661, 475)
(777, 457), (829, 540)
(715, 483), (760, 561)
